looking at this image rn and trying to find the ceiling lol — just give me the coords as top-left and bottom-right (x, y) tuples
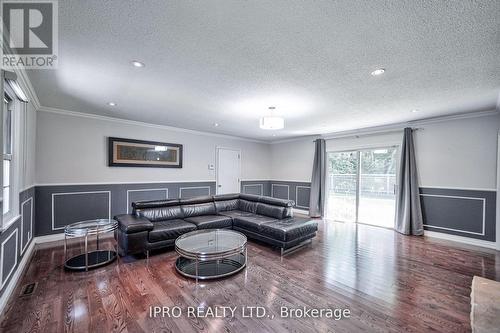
(27, 0), (500, 141)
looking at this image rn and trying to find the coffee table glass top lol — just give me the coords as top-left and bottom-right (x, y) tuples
(65, 219), (118, 237)
(175, 229), (246, 256)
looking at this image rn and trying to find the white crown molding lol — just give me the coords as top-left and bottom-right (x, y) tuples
(319, 109), (499, 141)
(271, 135), (320, 145)
(37, 106), (269, 144)
(270, 108), (499, 144)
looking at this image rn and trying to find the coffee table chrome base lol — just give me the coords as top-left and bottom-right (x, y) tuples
(65, 250), (117, 271)
(175, 253), (246, 280)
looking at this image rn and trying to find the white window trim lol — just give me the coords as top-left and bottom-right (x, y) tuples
(2, 90), (21, 229)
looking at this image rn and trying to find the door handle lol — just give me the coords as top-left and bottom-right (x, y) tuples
(218, 185), (222, 187)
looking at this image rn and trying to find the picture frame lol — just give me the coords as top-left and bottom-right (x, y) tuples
(108, 137), (183, 168)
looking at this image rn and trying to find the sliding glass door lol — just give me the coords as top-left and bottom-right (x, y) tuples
(327, 151), (358, 222)
(327, 147), (399, 228)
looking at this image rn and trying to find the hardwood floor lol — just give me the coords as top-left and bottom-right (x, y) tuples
(1, 221), (499, 333)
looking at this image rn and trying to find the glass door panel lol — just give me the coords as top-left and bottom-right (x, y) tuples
(327, 151), (358, 222)
(358, 148), (398, 228)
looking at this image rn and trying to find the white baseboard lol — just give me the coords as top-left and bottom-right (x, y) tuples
(424, 230), (497, 250)
(293, 208), (309, 215)
(0, 240), (35, 315)
(35, 232), (113, 245)
(35, 233), (65, 244)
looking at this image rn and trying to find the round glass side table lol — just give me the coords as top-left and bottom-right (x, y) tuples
(64, 219), (118, 271)
(175, 229), (247, 282)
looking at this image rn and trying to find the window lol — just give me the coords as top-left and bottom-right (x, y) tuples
(3, 96), (13, 216)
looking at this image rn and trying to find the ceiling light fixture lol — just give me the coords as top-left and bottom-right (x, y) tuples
(131, 60), (145, 68)
(213, 123), (219, 127)
(370, 68), (385, 76)
(108, 102), (117, 106)
(411, 109), (419, 113)
(259, 106), (285, 130)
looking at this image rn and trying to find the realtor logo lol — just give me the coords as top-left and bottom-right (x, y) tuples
(1, 0), (58, 69)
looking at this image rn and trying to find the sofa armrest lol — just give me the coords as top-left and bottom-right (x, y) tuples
(115, 214), (154, 234)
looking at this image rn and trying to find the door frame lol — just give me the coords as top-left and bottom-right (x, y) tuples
(326, 144), (401, 226)
(215, 146), (242, 195)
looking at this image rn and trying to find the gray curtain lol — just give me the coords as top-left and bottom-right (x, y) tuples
(309, 139), (326, 217)
(395, 128), (424, 235)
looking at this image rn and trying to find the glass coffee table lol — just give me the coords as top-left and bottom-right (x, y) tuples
(175, 229), (247, 281)
(64, 219), (118, 271)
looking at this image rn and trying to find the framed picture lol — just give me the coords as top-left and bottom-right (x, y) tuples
(108, 137), (183, 168)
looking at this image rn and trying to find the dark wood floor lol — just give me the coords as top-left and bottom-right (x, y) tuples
(1, 221), (499, 333)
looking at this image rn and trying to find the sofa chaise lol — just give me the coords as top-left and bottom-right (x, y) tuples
(114, 193), (318, 257)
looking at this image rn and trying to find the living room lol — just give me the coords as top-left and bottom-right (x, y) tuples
(0, 1), (499, 332)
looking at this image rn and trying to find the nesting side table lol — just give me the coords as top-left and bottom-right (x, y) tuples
(64, 219), (118, 271)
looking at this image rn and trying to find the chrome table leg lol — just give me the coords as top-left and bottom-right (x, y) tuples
(85, 231), (89, 271)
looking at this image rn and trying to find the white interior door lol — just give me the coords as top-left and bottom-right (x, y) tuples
(216, 147), (241, 194)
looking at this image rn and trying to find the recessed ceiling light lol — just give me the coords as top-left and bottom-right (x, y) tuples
(272, 134), (277, 137)
(107, 102), (117, 106)
(370, 68), (385, 76)
(213, 123), (219, 127)
(411, 109), (419, 113)
(131, 60), (145, 68)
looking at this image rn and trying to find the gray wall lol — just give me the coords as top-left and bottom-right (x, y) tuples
(35, 110), (271, 184)
(241, 180), (312, 210)
(35, 180), (312, 237)
(420, 187), (496, 241)
(271, 113), (500, 190)
(35, 182), (215, 236)
(240, 181), (498, 241)
(0, 187), (35, 299)
(268, 113), (500, 242)
(0, 67), (37, 302)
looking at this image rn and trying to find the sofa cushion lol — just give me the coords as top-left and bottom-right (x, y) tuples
(215, 199), (239, 213)
(239, 200), (258, 214)
(179, 195), (214, 205)
(233, 215), (279, 234)
(259, 218), (318, 242)
(137, 205), (184, 222)
(133, 199), (180, 210)
(115, 214), (154, 234)
(148, 219), (196, 243)
(239, 193), (261, 202)
(214, 193), (240, 201)
(181, 202), (216, 217)
(218, 210), (254, 218)
(184, 215), (232, 229)
(259, 196), (294, 207)
(256, 203), (286, 219)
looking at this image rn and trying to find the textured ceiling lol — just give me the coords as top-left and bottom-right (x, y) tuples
(27, 0), (500, 141)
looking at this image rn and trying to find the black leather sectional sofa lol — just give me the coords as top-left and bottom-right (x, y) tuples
(114, 193), (318, 257)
